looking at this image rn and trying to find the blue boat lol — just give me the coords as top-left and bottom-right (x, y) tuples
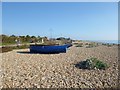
(30, 44), (69, 53)
(63, 44), (72, 48)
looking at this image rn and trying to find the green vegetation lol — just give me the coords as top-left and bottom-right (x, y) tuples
(106, 44), (112, 47)
(76, 43), (84, 47)
(86, 43), (98, 48)
(0, 34), (44, 46)
(85, 43), (89, 45)
(86, 57), (108, 70)
(12, 45), (29, 49)
(0, 34), (72, 46)
(75, 57), (109, 70)
(105, 43), (113, 47)
(1, 45), (29, 53)
(0, 47), (13, 53)
(56, 37), (71, 40)
(102, 43), (115, 47)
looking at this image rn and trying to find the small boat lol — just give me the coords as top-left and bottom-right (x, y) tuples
(30, 44), (69, 53)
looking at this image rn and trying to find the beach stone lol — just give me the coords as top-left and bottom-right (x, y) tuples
(1, 45), (118, 88)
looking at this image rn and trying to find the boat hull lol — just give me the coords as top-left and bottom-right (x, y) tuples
(63, 44), (72, 48)
(30, 44), (67, 53)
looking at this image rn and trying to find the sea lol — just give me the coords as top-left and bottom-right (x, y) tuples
(85, 40), (119, 44)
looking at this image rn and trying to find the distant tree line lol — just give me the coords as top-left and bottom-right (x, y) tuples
(0, 34), (72, 45)
(0, 34), (44, 44)
(56, 37), (71, 40)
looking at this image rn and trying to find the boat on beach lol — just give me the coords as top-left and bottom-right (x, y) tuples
(30, 44), (72, 53)
(63, 44), (72, 48)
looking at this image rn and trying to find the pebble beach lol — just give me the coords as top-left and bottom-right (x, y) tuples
(0, 44), (118, 88)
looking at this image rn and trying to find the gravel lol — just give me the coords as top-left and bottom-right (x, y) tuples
(0, 45), (118, 88)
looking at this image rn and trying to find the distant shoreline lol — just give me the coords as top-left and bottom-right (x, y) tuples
(81, 40), (119, 44)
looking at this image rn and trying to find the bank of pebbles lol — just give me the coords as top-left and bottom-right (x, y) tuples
(1, 45), (118, 88)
